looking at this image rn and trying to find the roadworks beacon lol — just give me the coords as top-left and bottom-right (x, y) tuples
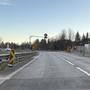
(8, 49), (15, 67)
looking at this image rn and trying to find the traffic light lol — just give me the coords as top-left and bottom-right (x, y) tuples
(44, 33), (48, 39)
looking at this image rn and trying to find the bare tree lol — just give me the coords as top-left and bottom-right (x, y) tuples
(0, 37), (2, 44)
(60, 29), (67, 40)
(68, 28), (75, 41)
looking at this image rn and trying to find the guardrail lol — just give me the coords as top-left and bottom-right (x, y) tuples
(0, 52), (34, 63)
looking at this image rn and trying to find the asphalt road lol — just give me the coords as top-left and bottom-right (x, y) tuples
(0, 51), (90, 90)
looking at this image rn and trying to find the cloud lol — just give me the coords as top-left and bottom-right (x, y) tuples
(0, 2), (11, 6)
(0, 0), (13, 6)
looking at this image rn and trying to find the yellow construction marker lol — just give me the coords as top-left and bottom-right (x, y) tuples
(8, 49), (15, 67)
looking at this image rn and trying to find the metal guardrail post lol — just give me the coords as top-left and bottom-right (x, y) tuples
(0, 58), (2, 63)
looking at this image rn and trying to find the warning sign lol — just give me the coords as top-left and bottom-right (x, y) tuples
(8, 49), (15, 67)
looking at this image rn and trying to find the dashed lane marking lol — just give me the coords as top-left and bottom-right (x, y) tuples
(76, 67), (90, 76)
(64, 60), (74, 66)
(57, 55), (90, 77)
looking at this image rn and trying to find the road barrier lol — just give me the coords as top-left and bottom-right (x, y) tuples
(0, 52), (35, 63)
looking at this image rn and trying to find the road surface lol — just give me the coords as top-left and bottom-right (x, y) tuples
(0, 51), (90, 90)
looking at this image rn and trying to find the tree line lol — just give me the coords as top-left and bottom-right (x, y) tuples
(0, 29), (89, 51)
(0, 42), (30, 49)
(32, 29), (90, 51)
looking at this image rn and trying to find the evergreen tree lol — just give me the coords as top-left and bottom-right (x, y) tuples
(75, 32), (81, 42)
(75, 32), (81, 45)
(81, 34), (86, 45)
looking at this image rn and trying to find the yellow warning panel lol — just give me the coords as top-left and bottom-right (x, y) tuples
(8, 49), (15, 66)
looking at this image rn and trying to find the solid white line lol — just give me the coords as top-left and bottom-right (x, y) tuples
(76, 67), (90, 76)
(0, 80), (6, 85)
(0, 54), (41, 85)
(0, 77), (9, 85)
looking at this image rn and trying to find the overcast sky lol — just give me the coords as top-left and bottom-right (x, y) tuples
(0, 0), (90, 43)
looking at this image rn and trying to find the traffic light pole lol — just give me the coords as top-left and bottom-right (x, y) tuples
(29, 35), (43, 49)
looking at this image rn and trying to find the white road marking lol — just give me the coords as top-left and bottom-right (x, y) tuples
(59, 56), (74, 66)
(0, 54), (41, 85)
(64, 60), (74, 65)
(76, 67), (90, 76)
(59, 56), (90, 77)
(0, 77), (9, 85)
(56, 56), (74, 66)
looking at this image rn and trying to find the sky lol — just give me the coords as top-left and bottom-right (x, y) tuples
(0, 0), (90, 43)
